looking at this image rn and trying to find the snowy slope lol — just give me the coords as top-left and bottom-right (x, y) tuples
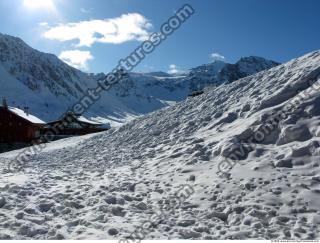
(0, 33), (133, 124)
(0, 50), (319, 240)
(0, 33), (279, 127)
(0, 34), (87, 99)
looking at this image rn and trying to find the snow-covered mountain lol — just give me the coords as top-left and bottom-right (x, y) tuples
(217, 56), (280, 84)
(188, 60), (227, 91)
(0, 34), (88, 99)
(188, 57), (279, 91)
(0, 33), (279, 126)
(0, 33), (127, 125)
(0, 50), (319, 240)
(95, 58), (279, 118)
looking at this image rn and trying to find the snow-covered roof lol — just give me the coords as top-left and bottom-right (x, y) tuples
(9, 107), (46, 124)
(77, 116), (103, 125)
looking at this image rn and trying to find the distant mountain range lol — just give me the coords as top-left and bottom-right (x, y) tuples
(0, 33), (279, 126)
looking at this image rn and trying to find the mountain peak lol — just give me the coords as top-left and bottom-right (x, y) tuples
(216, 56), (280, 84)
(237, 55), (280, 66)
(0, 33), (282, 126)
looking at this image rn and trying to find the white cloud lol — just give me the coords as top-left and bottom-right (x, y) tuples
(59, 50), (93, 71)
(210, 52), (226, 62)
(23, 0), (55, 11)
(43, 13), (152, 47)
(38, 22), (49, 27)
(169, 64), (177, 70)
(168, 64), (185, 75)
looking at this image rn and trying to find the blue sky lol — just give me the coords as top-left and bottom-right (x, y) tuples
(0, 0), (319, 74)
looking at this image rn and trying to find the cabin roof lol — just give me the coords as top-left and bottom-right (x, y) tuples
(47, 114), (106, 127)
(77, 116), (102, 125)
(8, 107), (46, 124)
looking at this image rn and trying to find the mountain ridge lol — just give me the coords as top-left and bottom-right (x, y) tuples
(0, 33), (279, 126)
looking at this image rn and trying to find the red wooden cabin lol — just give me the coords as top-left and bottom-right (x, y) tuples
(0, 102), (45, 144)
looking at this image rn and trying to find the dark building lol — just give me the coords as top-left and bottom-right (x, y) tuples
(0, 100), (45, 144)
(44, 112), (110, 139)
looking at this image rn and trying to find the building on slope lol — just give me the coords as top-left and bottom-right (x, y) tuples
(0, 98), (45, 149)
(44, 112), (110, 139)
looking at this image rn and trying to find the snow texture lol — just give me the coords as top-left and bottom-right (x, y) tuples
(8, 107), (45, 124)
(0, 50), (319, 240)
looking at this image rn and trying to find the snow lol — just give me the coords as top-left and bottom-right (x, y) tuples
(77, 116), (103, 125)
(0, 50), (319, 240)
(9, 107), (45, 124)
(0, 33), (278, 127)
(76, 116), (111, 129)
(0, 133), (99, 159)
